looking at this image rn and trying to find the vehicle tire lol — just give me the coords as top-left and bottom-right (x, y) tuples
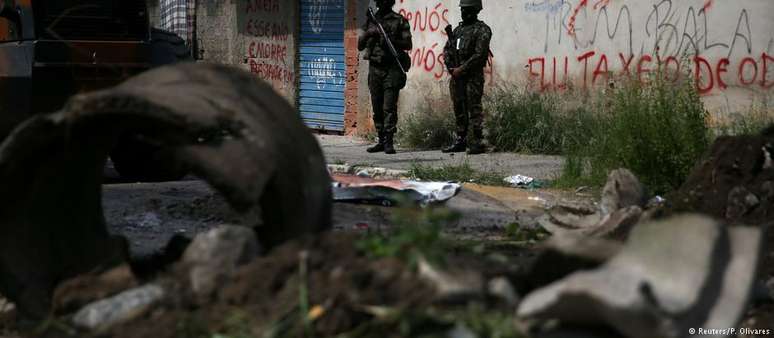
(0, 63), (331, 317)
(110, 133), (188, 182)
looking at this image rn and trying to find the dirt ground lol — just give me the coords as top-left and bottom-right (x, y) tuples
(35, 231), (533, 338)
(3, 129), (774, 337)
(669, 128), (774, 226)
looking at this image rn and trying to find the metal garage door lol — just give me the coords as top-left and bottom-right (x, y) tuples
(299, 0), (346, 131)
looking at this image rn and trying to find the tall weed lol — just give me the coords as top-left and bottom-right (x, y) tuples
(714, 94), (774, 136)
(561, 73), (711, 194)
(484, 86), (595, 155)
(397, 95), (455, 149)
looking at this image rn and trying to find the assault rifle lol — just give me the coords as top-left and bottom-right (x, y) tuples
(443, 24), (458, 72)
(366, 7), (407, 73)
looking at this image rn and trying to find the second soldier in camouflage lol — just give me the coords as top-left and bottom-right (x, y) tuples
(442, 0), (492, 155)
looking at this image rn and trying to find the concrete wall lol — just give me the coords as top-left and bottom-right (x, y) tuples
(186, 1), (299, 104)
(197, 1), (238, 66)
(352, 0), (370, 135)
(362, 0), (774, 123)
(237, 0), (298, 102)
(146, 0), (160, 27)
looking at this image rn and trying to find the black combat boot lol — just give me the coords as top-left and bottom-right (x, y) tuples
(383, 133), (396, 154)
(442, 136), (467, 153)
(466, 129), (487, 155)
(367, 132), (385, 153)
(466, 142), (487, 155)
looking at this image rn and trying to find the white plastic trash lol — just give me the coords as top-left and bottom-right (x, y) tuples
(504, 175), (535, 187)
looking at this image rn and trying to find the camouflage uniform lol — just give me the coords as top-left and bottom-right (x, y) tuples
(444, 19), (491, 152)
(358, 8), (411, 153)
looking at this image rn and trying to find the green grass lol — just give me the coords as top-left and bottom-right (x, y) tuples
(714, 95), (774, 136)
(558, 72), (711, 194)
(397, 97), (456, 150)
(484, 86), (595, 155)
(356, 205), (459, 267)
(408, 162), (506, 186)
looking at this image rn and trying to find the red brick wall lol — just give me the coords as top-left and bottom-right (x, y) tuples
(343, 0), (360, 135)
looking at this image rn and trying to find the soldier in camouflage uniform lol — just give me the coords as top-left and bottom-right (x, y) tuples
(358, 0), (412, 154)
(442, 0), (492, 154)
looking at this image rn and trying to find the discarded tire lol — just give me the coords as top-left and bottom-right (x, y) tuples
(0, 63), (332, 317)
(110, 132), (188, 182)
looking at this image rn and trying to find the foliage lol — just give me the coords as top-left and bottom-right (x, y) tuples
(714, 95), (774, 136)
(397, 96), (456, 150)
(559, 72), (711, 194)
(484, 85), (595, 155)
(504, 223), (550, 243)
(356, 205), (459, 267)
(408, 162), (505, 186)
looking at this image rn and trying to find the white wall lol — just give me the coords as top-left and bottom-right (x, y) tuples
(394, 0), (774, 114)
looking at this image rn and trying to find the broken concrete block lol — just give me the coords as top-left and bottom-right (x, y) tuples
(72, 284), (164, 331)
(726, 186), (760, 219)
(182, 225), (261, 296)
(539, 204), (641, 241)
(551, 199), (598, 216)
(537, 199), (602, 234)
(0, 63), (331, 317)
(599, 169), (647, 216)
(0, 297), (15, 314)
(487, 277), (519, 305)
(581, 206), (643, 240)
(525, 234), (622, 290)
(538, 172), (647, 240)
(545, 210), (603, 231)
(518, 214), (762, 338)
(418, 257), (483, 303)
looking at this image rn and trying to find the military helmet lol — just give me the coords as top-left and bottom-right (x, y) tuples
(459, 0), (482, 9)
(376, 0), (396, 7)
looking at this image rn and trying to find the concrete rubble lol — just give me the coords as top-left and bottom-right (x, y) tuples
(182, 225), (261, 297)
(72, 284), (165, 331)
(524, 234), (623, 290)
(726, 186), (761, 220)
(518, 214), (763, 338)
(538, 169), (649, 240)
(0, 63), (332, 317)
(487, 277), (519, 305)
(53, 265), (138, 315)
(599, 169), (647, 216)
(418, 257), (484, 303)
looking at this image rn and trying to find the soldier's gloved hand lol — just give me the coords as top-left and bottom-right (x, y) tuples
(365, 25), (380, 38)
(451, 67), (463, 78)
